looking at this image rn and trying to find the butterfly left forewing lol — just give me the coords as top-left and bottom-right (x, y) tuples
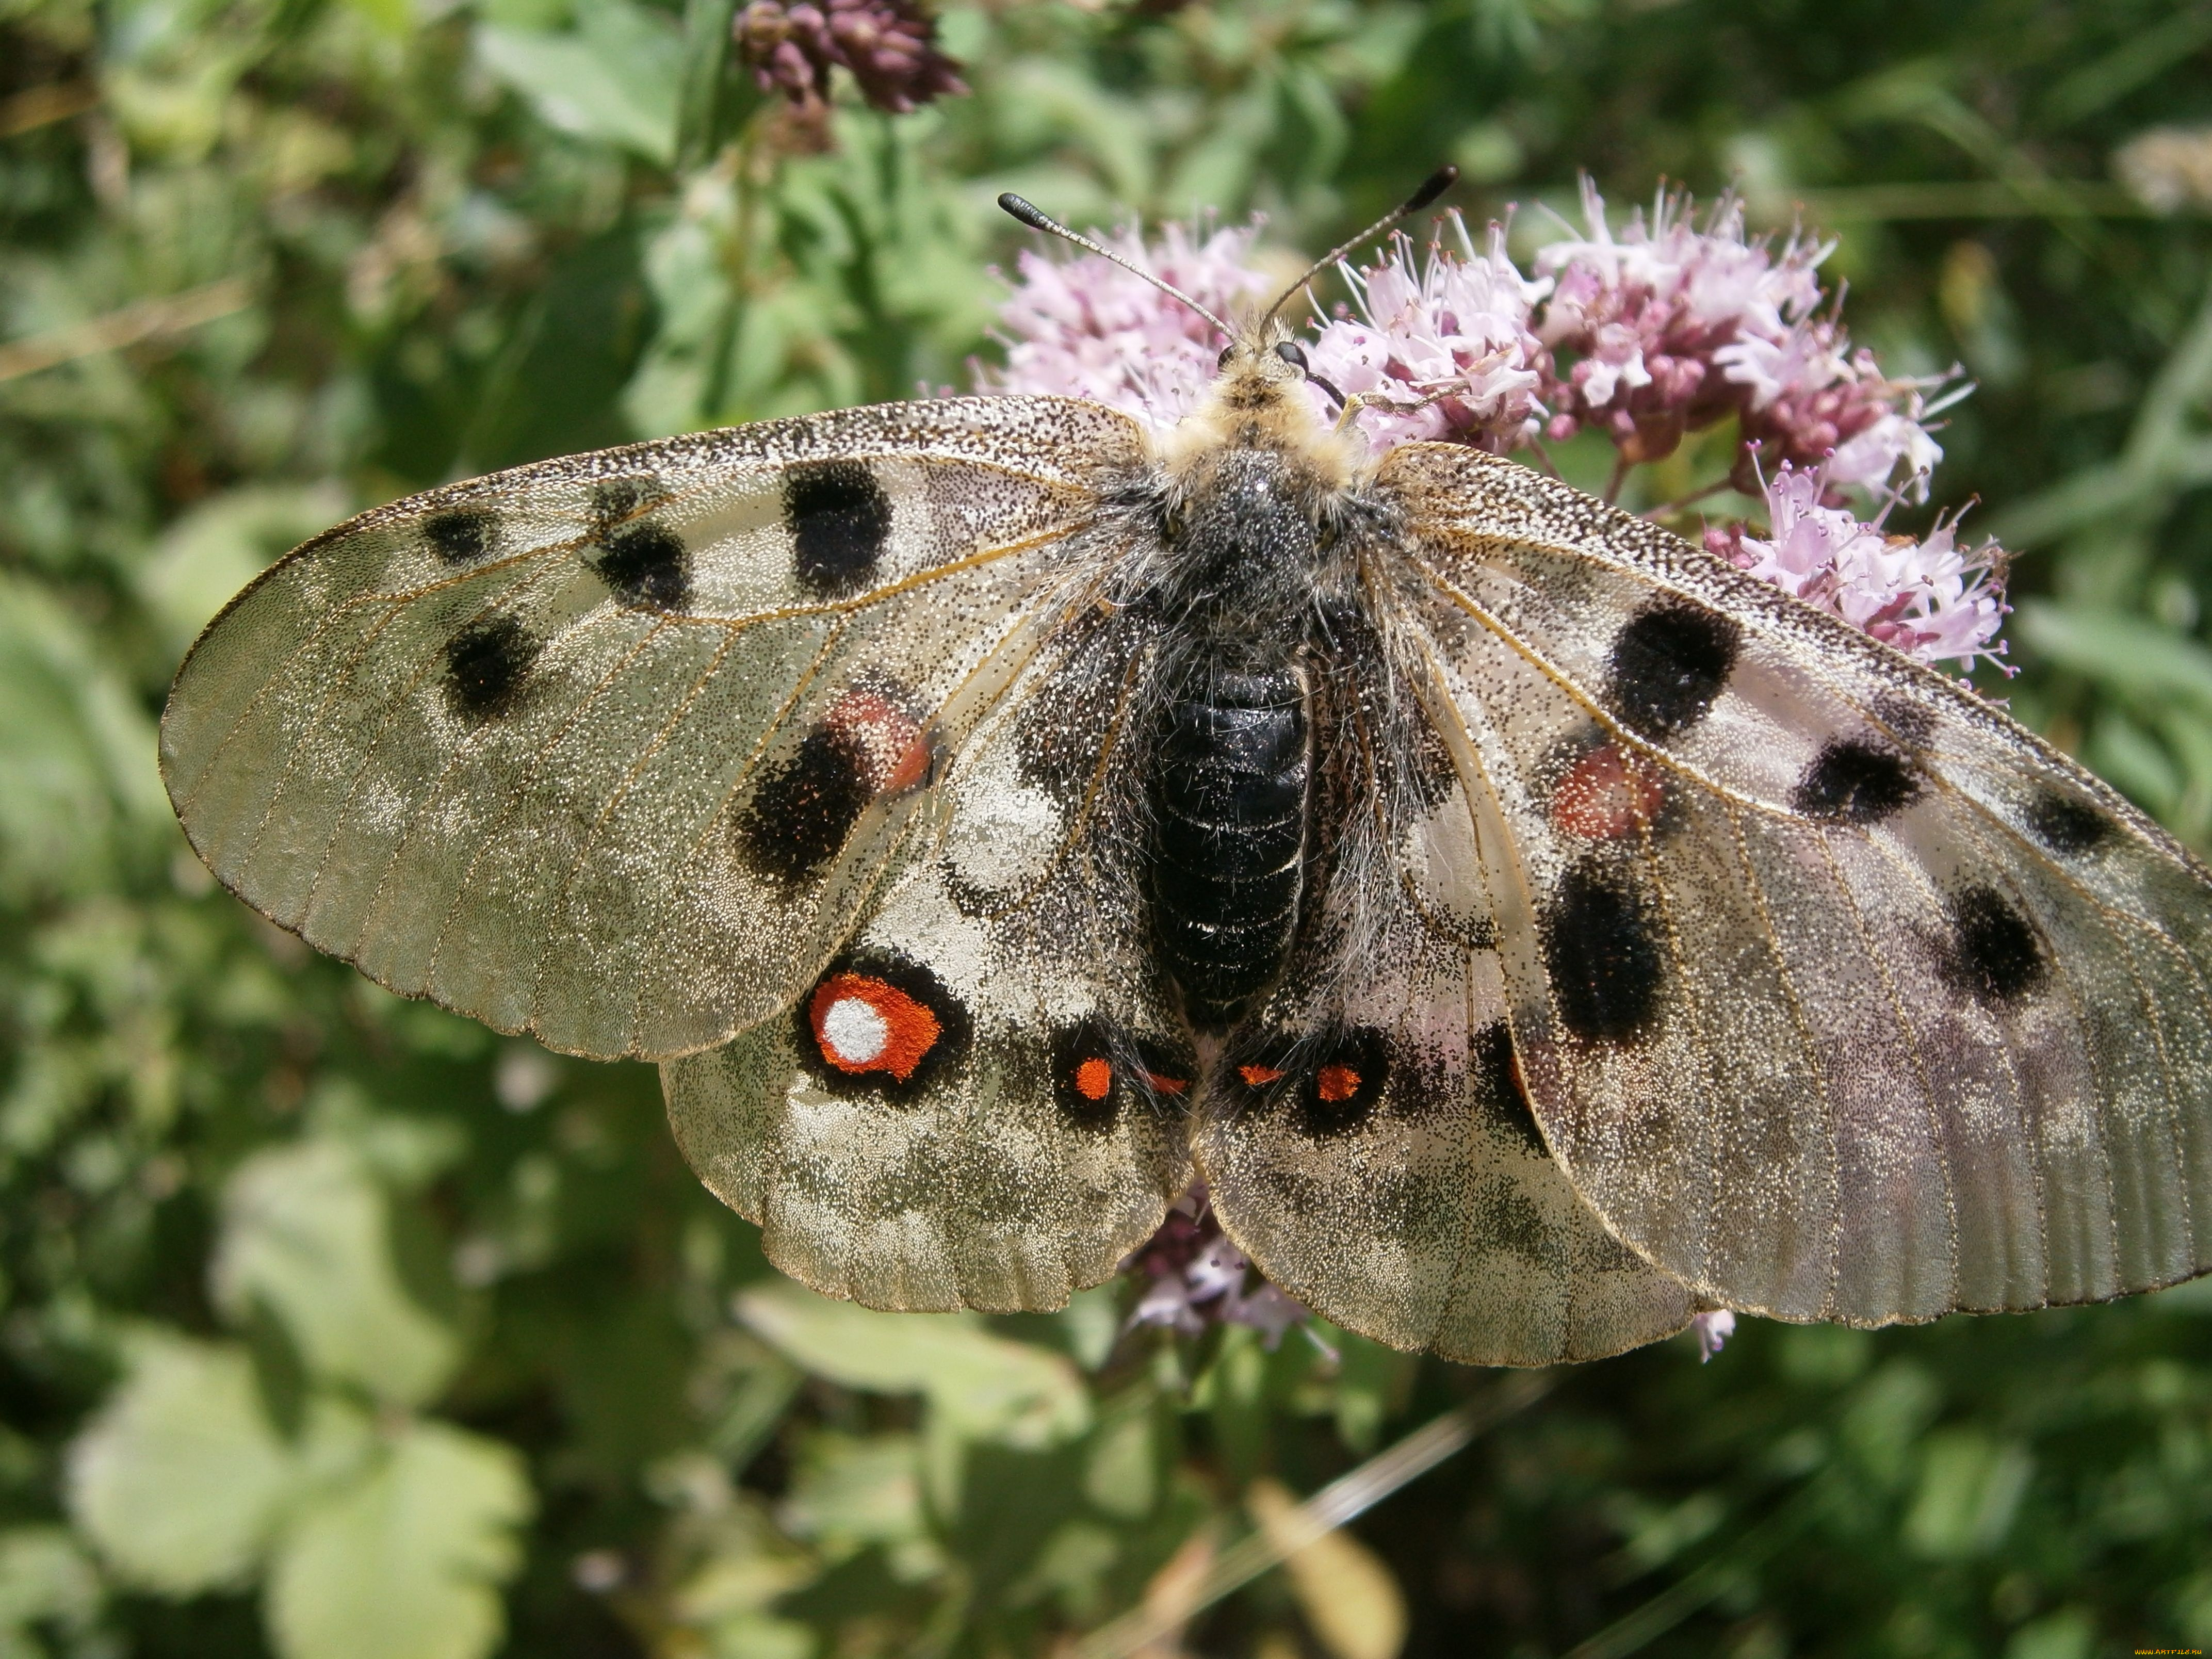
(664, 587), (1195, 1312)
(162, 397), (1142, 1059)
(1384, 444), (2212, 1325)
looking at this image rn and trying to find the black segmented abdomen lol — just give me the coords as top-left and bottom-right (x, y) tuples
(1150, 666), (1309, 1028)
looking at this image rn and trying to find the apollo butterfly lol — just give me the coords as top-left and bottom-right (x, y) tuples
(160, 171), (2212, 1363)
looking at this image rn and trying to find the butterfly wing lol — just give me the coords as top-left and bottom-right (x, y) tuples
(663, 591), (1195, 1312)
(1383, 444), (2212, 1326)
(1194, 639), (1698, 1364)
(161, 397), (1141, 1060)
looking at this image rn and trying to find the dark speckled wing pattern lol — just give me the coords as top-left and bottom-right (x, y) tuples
(1380, 444), (2212, 1328)
(161, 397), (1144, 1061)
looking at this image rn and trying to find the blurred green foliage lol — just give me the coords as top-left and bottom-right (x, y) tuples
(3, 0), (2211, 1655)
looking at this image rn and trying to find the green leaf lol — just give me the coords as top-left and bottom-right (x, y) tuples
(735, 1283), (1090, 1447)
(2014, 602), (2212, 709)
(675, 0), (757, 170)
(66, 1332), (298, 1593)
(0, 574), (170, 901)
(476, 3), (682, 165)
(779, 1433), (931, 1565)
(212, 1138), (461, 1408)
(265, 1420), (532, 1659)
(1903, 1429), (2034, 1559)
(0, 1525), (103, 1640)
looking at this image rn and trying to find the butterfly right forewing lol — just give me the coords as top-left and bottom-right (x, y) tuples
(1385, 443), (2212, 1326)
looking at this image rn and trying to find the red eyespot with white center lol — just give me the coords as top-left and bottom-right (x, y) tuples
(808, 971), (942, 1081)
(1551, 741), (1665, 839)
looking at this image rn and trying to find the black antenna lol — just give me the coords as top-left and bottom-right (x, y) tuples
(1260, 166), (1459, 328)
(997, 193), (1234, 339)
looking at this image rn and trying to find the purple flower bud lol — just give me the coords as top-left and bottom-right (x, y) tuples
(1692, 1309), (1736, 1361)
(734, 0), (965, 118)
(1121, 1184), (1308, 1345)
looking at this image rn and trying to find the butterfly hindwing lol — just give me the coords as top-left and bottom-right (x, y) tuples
(1385, 444), (2212, 1325)
(161, 396), (1142, 1060)
(664, 580), (1194, 1312)
(1194, 658), (1697, 1365)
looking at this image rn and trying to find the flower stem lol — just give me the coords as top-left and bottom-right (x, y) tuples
(1602, 451), (1631, 505)
(1642, 478), (1736, 519)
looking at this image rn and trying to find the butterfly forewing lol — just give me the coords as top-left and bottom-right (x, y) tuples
(1385, 444), (2212, 1325)
(161, 397), (1143, 1060)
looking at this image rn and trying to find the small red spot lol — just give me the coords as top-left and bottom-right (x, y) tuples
(1074, 1055), (1114, 1101)
(824, 689), (929, 793)
(1551, 743), (1665, 839)
(1316, 1063), (1362, 1103)
(1142, 1070), (1190, 1097)
(1239, 1064), (1285, 1087)
(808, 972), (941, 1081)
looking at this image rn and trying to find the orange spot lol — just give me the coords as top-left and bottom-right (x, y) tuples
(1316, 1063), (1362, 1103)
(1551, 743), (1665, 839)
(1142, 1070), (1190, 1097)
(1074, 1055), (1114, 1101)
(1239, 1064), (1285, 1087)
(808, 972), (941, 1081)
(825, 690), (928, 793)
(884, 732), (935, 792)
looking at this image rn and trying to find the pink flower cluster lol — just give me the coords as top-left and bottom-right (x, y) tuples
(734, 0), (965, 118)
(1302, 218), (1550, 453)
(1536, 180), (1828, 465)
(977, 221), (1270, 430)
(1707, 461), (2009, 676)
(982, 181), (2006, 676)
(1123, 1185), (1307, 1345)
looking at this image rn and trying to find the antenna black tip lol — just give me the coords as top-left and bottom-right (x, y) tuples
(1402, 166), (1458, 216)
(998, 192), (1056, 233)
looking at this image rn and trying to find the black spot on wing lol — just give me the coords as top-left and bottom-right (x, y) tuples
(443, 615), (536, 720)
(735, 727), (873, 884)
(1543, 861), (1664, 1043)
(425, 510), (494, 565)
(596, 521), (691, 610)
(1605, 601), (1741, 739)
(1946, 884), (2047, 1004)
(1793, 738), (1922, 825)
(1872, 692), (1938, 749)
(1473, 1021), (1546, 1155)
(787, 461), (893, 597)
(2025, 791), (2112, 855)
(591, 476), (663, 531)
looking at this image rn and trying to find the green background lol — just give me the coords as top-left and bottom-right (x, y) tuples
(3, 1), (2211, 1655)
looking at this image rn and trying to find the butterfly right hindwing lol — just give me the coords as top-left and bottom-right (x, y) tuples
(1194, 672), (1696, 1365)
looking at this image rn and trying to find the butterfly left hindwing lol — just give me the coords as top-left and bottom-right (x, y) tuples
(665, 603), (1194, 1311)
